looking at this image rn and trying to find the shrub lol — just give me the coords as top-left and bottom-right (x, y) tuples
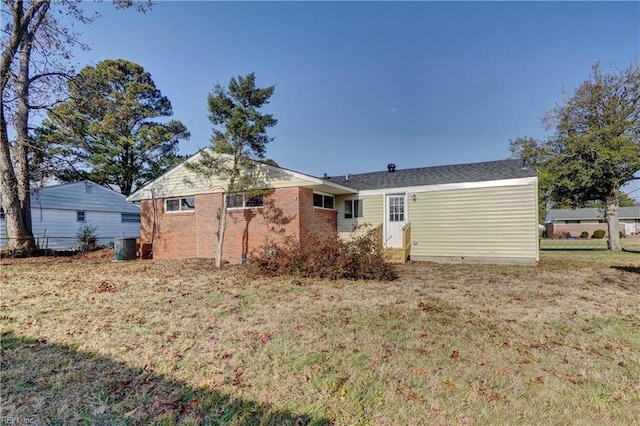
(552, 231), (571, 239)
(251, 225), (397, 281)
(580, 231), (589, 239)
(591, 230), (606, 239)
(77, 223), (98, 251)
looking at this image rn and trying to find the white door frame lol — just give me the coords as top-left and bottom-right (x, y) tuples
(384, 193), (406, 248)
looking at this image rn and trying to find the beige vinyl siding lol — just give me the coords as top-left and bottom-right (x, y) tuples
(130, 161), (317, 201)
(409, 184), (538, 262)
(337, 194), (384, 237)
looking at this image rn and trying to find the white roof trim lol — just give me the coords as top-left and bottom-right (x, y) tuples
(260, 162), (356, 194)
(127, 149), (357, 201)
(358, 176), (538, 196)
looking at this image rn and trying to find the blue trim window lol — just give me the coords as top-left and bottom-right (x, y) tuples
(122, 213), (141, 223)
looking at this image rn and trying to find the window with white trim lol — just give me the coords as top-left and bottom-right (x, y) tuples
(165, 197), (195, 212)
(228, 193), (263, 209)
(344, 199), (363, 219)
(313, 192), (334, 209)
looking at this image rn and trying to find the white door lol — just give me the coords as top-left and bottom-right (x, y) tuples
(385, 194), (406, 248)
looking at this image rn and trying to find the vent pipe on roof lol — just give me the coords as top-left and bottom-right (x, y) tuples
(387, 163), (396, 173)
(345, 173), (349, 181)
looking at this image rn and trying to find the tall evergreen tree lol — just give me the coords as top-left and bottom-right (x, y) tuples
(41, 59), (189, 196)
(188, 73), (277, 268)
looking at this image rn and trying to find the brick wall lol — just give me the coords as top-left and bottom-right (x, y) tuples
(548, 222), (625, 238)
(298, 187), (337, 244)
(140, 187), (339, 263)
(140, 198), (198, 259)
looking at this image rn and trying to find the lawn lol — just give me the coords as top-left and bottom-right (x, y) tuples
(1, 251), (639, 425)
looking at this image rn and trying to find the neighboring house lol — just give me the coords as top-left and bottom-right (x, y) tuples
(128, 152), (539, 265)
(545, 207), (640, 238)
(0, 181), (141, 250)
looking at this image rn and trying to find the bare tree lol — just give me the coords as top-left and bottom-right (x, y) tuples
(0, 0), (151, 254)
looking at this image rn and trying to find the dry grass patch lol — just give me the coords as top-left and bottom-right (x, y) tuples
(1, 250), (639, 425)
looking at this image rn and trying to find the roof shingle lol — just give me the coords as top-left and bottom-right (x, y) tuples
(325, 159), (536, 190)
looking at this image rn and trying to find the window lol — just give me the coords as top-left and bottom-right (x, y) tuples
(388, 196), (405, 222)
(165, 197), (195, 212)
(565, 220), (580, 224)
(0, 208), (4, 219)
(122, 213), (141, 223)
(227, 193), (264, 209)
(344, 199), (363, 219)
(77, 211), (85, 222)
(313, 192), (334, 209)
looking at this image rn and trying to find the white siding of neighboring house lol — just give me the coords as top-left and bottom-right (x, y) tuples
(409, 183), (538, 265)
(1, 208), (140, 250)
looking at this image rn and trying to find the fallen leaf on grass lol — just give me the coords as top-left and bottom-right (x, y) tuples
(450, 349), (459, 359)
(405, 392), (423, 401)
(443, 380), (457, 389)
(93, 405), (106, 415)
(413, 368), (427, 375)
(487, 392), (506, 402)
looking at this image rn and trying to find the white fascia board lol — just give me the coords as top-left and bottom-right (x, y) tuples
(261, 163), (357, 194)
(358, 176), (538, 197)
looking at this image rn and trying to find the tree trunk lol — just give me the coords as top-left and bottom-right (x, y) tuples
(0, 0), (49, 255)
(605, 195), (622, 252)
(215, 196), (228, 268)
(0, 106), (34, 253)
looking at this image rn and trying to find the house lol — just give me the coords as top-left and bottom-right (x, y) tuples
(0, 181), (141, 250)
(127, 152), (539, 265)
(545, 207), (640, 238)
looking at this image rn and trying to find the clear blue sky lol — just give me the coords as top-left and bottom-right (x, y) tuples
(70, 1), (639, 196)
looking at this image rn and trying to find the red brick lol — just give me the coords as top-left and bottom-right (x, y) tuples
(139, 187), (338, 263)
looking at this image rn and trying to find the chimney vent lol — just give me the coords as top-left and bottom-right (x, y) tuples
(387, 163), (396, 173)
(345, 173), (350, 181)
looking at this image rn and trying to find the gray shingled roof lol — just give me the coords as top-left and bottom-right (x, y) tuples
(30, 181), (140, 213)
(325, 159), (536, 190)
(546, 207), (640, 222)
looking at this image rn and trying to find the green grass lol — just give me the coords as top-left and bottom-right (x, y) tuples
(540, 236), (640, 250)
(1, 251), (639, 424)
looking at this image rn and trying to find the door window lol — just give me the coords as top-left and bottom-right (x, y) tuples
(388, 196), (404, 222)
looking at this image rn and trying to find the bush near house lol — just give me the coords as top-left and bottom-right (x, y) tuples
(592, 230), (606, 239)
(252, 226), (397, 281)
(580, 231), (589, 239)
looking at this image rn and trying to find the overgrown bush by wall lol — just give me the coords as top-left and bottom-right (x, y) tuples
(251, 226), (398, 281)
(592, 230), (606, 239)
(580, 231), (589, 239)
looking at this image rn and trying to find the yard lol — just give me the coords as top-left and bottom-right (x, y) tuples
(1, 251), (639, 425)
